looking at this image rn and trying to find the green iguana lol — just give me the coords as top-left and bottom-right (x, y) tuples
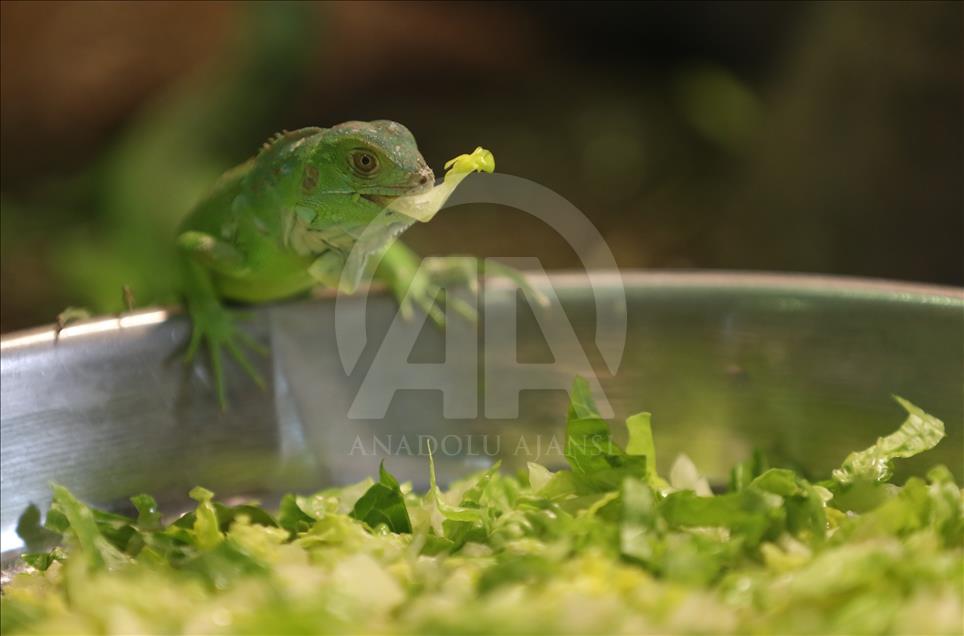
(176, 120), (534, 406)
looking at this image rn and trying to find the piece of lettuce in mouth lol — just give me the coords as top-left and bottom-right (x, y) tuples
(2, 380), (960, 635)
(386, 146), (495, 223)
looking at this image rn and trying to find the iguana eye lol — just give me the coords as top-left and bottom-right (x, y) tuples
(350, 150), (379, 176)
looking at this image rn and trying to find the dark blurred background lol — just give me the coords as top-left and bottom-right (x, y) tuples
(1, 1), (961, 333)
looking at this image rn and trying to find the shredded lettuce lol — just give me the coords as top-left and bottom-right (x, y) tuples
(3, 380), (960, 635)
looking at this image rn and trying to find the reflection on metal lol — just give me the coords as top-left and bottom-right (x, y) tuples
(2, 271), (962, 565)
(0, 309), (170, 351)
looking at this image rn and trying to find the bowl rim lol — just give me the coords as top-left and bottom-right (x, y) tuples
(2, 269), (961, 350)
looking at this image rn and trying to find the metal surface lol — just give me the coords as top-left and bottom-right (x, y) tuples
(2, 271), (963, 563)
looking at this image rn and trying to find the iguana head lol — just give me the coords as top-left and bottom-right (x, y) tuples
(306, 120), (435, 220)
(276, 122), (495, 285)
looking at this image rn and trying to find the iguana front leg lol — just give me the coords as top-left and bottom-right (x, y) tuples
(373, 241), (453, 326)
(177, 231), (250, 277)
(307, 250), (348, 290)
(374, 241), (547, 327)
(177, 231), (266, 408)
(306, 245), (460, 326)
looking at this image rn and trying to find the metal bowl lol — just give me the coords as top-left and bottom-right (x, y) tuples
(2, 271), (962, 564)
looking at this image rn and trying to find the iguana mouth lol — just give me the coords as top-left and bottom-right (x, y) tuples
(360, 193), (398, 209)
(358, 162), (437, 211)
(361, 177), (438, 210)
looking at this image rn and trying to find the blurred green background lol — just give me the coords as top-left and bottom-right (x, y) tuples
(1, 1), (961, 333)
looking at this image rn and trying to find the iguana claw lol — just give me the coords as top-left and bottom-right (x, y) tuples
(184, 305), (267, 409)
(393, 256), (548, 328)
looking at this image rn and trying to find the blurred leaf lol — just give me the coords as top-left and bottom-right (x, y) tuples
(15, 503), (60, 552)
(659, 488), (783, 546)
(130, 494), (162, 531)
(188, 486), (223, 550)
(730, 448), (769, 492)
(278, 493), (314, 535)
(49, 484), (129, 570)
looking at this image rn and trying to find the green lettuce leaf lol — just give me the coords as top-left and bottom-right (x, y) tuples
(19, 548), (64, 572)
(833, 397), (945, 484)
(751, 468), (829, 539)
(48, 483), (130, 569)
(130, 493), (163, 531)
(564, 376), (649, 491)
(729, 448), (769, 491)
(659, 487), (784, 546)
(188, 486), (224, 550)
(15, 503), (60, 552)
(349, 462), (412, 534)
(625, 411), (670, 489)
(619, 477), (660, 562)
(427, 448), (485, 523)
(429, 453), (502, 546)
(278, 493), (314, 535)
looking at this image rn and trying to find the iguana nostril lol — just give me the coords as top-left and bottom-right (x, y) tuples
(419, 175), (428, 185)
